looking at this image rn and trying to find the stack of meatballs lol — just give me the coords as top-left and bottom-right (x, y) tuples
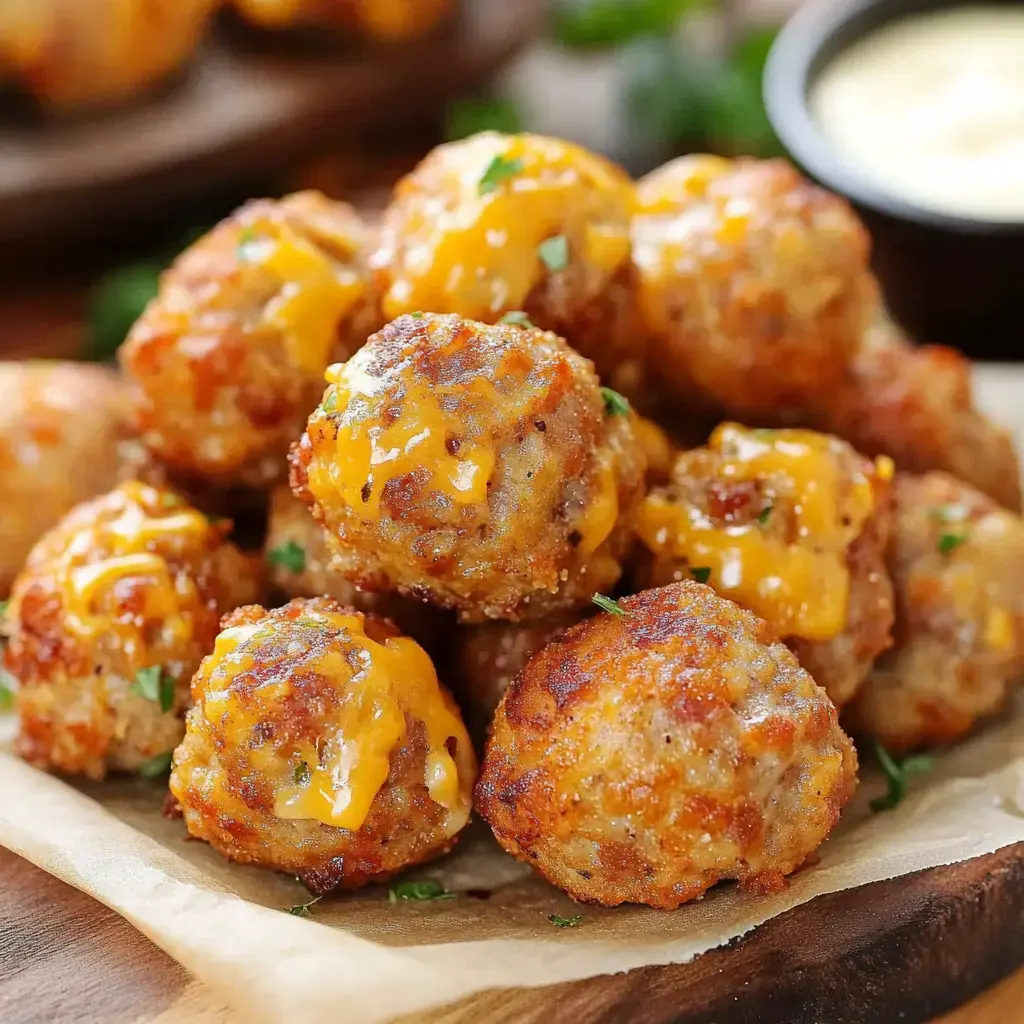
(3, 132), (1023, 910)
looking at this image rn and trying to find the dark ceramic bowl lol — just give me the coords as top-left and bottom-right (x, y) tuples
(764, 0), (1024, 358)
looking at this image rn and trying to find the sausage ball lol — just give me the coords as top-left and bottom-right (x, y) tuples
(264, 484), (450, 653)
(450, 610), (587, 746)
(291, 313), (647, 621)
(0, 0), (215, 110)
(631, 155), (874, 422)
(634, 424), (895, 708)
(169, 597), (476, 892)
(0, 362), (128, 595)
(817, 318), (1021, 511)
(231, 0), (452, 39)
(120, 191), (379, 489)
(847, 473), (1024, 752)
(370, 132), (634, 334)
(475, 581), (858, 909)
(3, 482), (260, 779)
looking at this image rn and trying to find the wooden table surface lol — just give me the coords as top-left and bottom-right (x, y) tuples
(1, 844), (1022, 1024)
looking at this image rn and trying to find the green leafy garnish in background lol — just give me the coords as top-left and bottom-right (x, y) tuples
(551, 0), (703, 50)
(478, 155), (525, 196)
(689, 566), (712, 584)
(549, 913), (583, 928)
(445, 95), (523, 140)
(88, 262), (162, 362)
(871, 742), (933, 812)
(138, 750), (174, 779)
(0, 674), (14, 712)
(132, 666), (175, 713)
(268, 540), (306, 575)
(537, 234), (569, 272)
(287, 895), (322, 917)
(592, 594), (626, 616)
(388, 880), (455, 902)
(499, 310), (535, 328)
(601, 386), (630, 417)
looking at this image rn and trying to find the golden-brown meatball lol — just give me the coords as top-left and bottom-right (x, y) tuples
(370, 132), (634, 334)
(816, 319), (1021, 511)
(0, 362), (128, 595)
(119, 191), (379, 489)
(291, 313), (647, 621)
(847, 473), (1024, 752)
(450, 610), (588, 746)
(475, 581), (857, 909)
(631, 156), (874, 422)
(264, 484), (450, 652)
(2, 482), (260, 779)
(0, 0), (216, 110)
(231, 0), (452, 39)
(634, 424), (895, 708)
(169, 597), (476, 892)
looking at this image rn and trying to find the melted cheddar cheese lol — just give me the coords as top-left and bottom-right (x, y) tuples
(376, 132), (633, 322)
(636, 424), (886, 642)
(202, 608), (470, 833)
(307, 360), (497, 522)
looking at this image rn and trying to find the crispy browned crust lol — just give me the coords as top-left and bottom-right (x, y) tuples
(169, 598), (476, 892)
(475, 581), (857, 909)
(119, 191), (381, 488)
(291, 313), (647, 621)
(4, 483), (261, 779)
(847, 473), (1024, 751)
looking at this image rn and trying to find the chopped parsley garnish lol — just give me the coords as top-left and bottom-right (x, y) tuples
(690, 566), (712, 584)
(138, 750), (174, 779)
(499, 310), (534, 328)
(600, 386), (630, 417)
(592, 594), (625, 616)
(549, 914), (583, 928)
(537, 234), (569, 272)
(388, 880), (456, 902)
(160, 492), (183, 508)
(478, 154), (524, 195)
(931, 503), (969, 523)
(268, 540), (306, 574)
(320, 391), (338, 414)
(938, 532), (967, 555)
(236, 227), (260, 263)
(410, 311), (424, 318)
(757, 504), (773, 525)
(293, 761), (312, 786)
(0, 598), (8, 617)
(870, 741), (933, 813)
(287, 895), (322, 917)
(132, 666), (175, 713)
(0, 674), (14, 711)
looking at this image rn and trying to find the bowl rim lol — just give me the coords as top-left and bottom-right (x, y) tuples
(763, 0), (1024, 235)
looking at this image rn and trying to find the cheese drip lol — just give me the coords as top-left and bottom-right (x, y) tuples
(636, 424), (886, 641)
(202, 609), (470, 834)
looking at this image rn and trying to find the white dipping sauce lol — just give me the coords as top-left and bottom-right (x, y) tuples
(811, 6), (1024, 220)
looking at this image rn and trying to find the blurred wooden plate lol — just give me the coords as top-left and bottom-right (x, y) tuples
(0, 1), (539, 246)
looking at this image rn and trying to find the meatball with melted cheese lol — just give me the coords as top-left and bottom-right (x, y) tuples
(631, 156), (874, 422)
(634, 424), (895, 708)
(232, 0), (452, 39)
(264, 484), (449, 653)
(120, 191), (379, 489)
(847, 473), (1024, 752)
(475, 581), (857, 908)
(0, 362), (128, 595)
(3, 482), (259, 779)
(451, 610), (587, 745)
(291, 313), (647, 622)
(817, 319), (1021, 512)
(169, 598), (476, 892)
(370, 132), (634, 336)
(0, 0), (215, 110)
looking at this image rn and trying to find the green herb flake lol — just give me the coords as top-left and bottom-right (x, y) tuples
(537, 234), (569, 272)
(445, 96), (523, 141)
(549, 913), (583, 928)
(592, 593), (626, 617)
(293, 761), (312, 786)
(600, 386), (630, 417)
(160, 492), (183, 508)
(320, 390), (338, 414)
(499, 310), (534, 328)
(0, 676), (14, 711)
(938, 532), (968, 555)
(138, 750), (174, 779)
(756, 504), (773, 525)
(690, 566), (712, 584)
(478, 154), (524, 196)
(132, 666), (175, 713)
(0, 599), (9, 618)
(870, 741), (933, 813)
(388, 880), (456, 903)
(410, 311), (424, 319)
(236, 228), (261, 263)
(268, 540), (306, 574)
(287, 895), (322, 917)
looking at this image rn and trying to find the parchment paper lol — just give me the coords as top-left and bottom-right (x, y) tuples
(1, 368), (1023, 1024)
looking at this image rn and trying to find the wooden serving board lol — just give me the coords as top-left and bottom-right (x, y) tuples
(1, 842), (1022, 1023)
